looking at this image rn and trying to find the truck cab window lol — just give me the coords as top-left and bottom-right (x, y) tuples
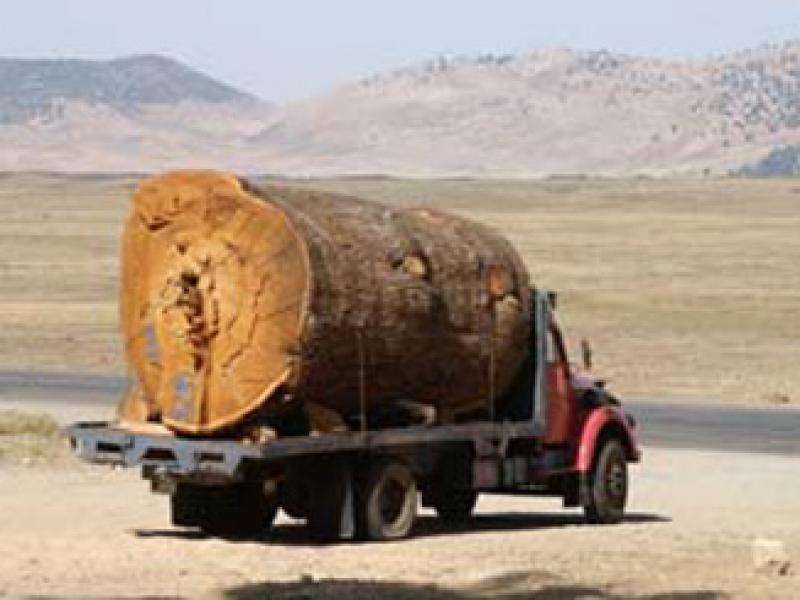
(546, 323), (567, 365)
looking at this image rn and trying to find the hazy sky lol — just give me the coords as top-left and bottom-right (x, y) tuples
(4, 1), (800, 101)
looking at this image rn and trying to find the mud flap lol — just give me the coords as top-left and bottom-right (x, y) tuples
(578, 474), (592, 507)
(561, 474), (582, 508)
(303, 455), (356, 540)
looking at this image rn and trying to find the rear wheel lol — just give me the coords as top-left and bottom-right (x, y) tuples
(171, 481), (278, 538)
(583, 438), (627, 524)
(357, 459), (417, 541)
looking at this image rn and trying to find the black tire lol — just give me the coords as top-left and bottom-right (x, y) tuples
(433, 489), (478, 525)
(357, 459), (417, 541)
(583, 438), (628, 525)
(171, 481), (278, 538)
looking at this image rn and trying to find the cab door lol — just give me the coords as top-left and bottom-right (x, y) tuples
(543, 319), (576, 445)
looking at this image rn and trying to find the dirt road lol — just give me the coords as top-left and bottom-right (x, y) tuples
(1, 375), (799, 598)
(0, 446), (797, 598)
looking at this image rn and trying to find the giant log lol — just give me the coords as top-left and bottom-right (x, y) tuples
(118, 171), (532, 435)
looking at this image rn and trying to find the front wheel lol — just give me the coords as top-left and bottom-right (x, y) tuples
(583, 438), (627, 525)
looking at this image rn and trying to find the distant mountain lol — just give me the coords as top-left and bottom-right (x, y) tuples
(0, 54), (273, 172)
(5, 45), (800, 175)
(251, 41), (800, 177)
(0, 54), (254, 124)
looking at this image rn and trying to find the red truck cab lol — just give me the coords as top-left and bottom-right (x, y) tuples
(539, 297), (640, 523)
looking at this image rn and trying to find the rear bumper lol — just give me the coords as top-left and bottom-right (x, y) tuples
(66, 422), (259, 480)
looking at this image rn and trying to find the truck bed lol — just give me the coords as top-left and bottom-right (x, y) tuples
(67, 419), (542, 479)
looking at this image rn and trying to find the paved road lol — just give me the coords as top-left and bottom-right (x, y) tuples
(0, 369), (124, 425)
(1, 370), (798, 456)
(625, 399), (800, 457)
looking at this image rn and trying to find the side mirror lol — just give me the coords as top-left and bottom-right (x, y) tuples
(580, 338), (593, 372)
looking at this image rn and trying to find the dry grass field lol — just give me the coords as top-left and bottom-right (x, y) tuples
(0, 173), (797, 405)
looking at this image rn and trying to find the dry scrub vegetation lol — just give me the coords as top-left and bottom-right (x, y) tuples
(0, 409), (68, 463)
(0, 174), (796, 404)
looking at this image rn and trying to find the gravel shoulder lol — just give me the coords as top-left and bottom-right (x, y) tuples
(0, 445), (797, 599)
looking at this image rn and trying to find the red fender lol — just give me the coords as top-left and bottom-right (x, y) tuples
(576, 406), (640, 473)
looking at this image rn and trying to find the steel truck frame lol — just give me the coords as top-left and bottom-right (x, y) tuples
(67, 288), (640, 541)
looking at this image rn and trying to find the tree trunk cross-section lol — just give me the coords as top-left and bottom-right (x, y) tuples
(118, 171), (532, 435)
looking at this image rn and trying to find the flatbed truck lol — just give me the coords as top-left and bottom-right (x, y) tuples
(67, 289), (640, 541)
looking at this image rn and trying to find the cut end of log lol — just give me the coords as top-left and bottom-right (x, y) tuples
(121, 171), (310, 434)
